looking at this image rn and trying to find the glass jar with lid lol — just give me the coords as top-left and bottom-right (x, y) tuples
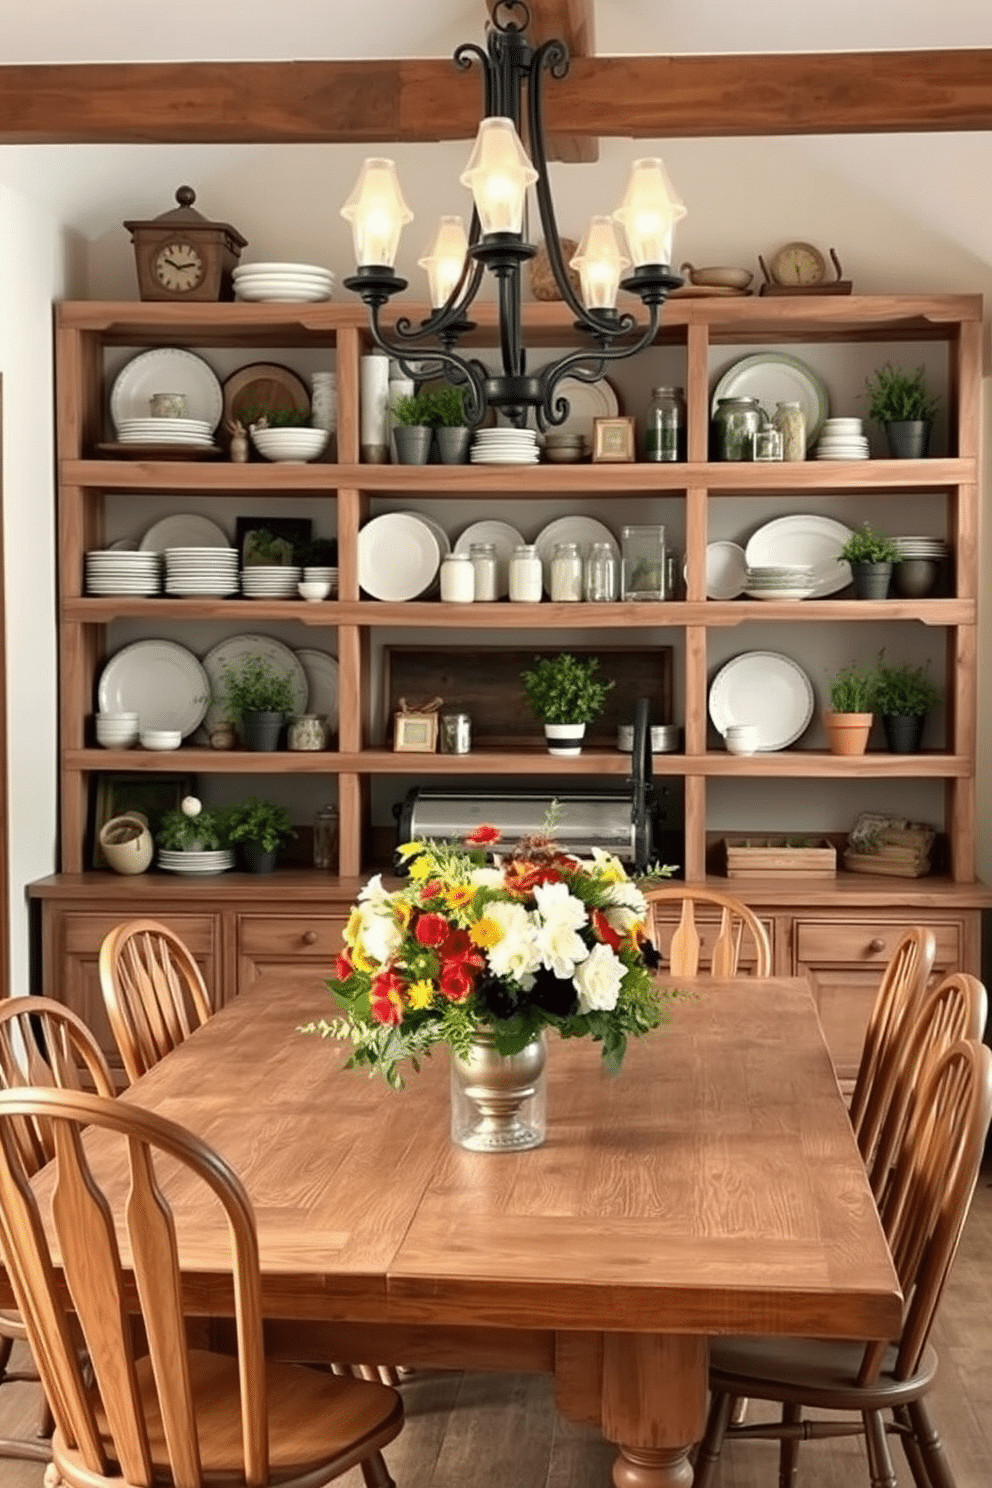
(584, 541), (618, 603)
(550, 541), (583, 601)
(773, 400), (806, 461)
(712, 395), (764, 461)
(645, 385), (686, 462)
(621, 525), (666, 601)
(468, 541), (498, 601)
(509, 544), (543, 603)
(313, 803), (339, 870)
(440, 552), (475, 602)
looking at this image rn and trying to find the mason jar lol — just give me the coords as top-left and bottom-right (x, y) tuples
(509, 544), (543, 602)
(550, 541), (583, 601)
(621, 525), (666, 601)
(773, 400), (807, 461)
(313, 803), (339, 870)
(440, 552), (475, 602)
(712, 395), (764, 461)
(469, 541), (498, 601)
(645, 385), (686, 462)
(584, 541), (618, 602)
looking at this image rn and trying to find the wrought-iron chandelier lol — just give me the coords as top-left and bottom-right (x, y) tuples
(340, 0), (686, 430)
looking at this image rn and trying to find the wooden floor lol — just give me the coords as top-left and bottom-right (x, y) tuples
(2, 1158), (990, 1487)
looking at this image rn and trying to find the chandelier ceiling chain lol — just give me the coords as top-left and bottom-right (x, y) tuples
(341, 0), (685, 430)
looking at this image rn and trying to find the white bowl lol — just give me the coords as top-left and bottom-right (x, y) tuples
(298, 580), (331, 602)
(250, 426), (329, 463)
(139, 728), (182, 751)
(724, 724), (760, 756)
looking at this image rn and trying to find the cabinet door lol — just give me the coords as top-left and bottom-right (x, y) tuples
(793, 916), (964, 1089)
(237, 913), (348, 992)
(50, 910), (221, 1080)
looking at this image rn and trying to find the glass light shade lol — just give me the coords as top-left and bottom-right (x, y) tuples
(341, 157), (413, 268)
(418, 216), (469, 307)
(569, 217), (629, 309)
(612, 157), (687, 267)
(459, 117), (538, 236)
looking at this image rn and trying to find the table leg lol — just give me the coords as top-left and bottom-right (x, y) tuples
(602, 1333), (708, 1488)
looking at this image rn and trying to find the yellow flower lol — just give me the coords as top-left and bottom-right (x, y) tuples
(446, 885), (475, 910)
(407, 979), (435, 1009)
(408, 855), (433, 881)
(352, 942), (378, 973)
(394, 900), (414, 932)
(470, 916), (501, 949)
(396, 840), (425, 863)
(344, 907), (364, 946)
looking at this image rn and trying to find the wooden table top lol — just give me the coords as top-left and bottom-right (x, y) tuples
(16, 976), (902, 1342)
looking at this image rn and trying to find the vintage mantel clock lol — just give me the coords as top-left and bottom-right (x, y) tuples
(758, 243), (852, 296)
(123, 186), (248, 302)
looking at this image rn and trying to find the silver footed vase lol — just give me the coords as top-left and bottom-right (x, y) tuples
(450, 1029), (547, 1151)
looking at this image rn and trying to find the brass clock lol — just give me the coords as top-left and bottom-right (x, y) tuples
(758, 244), (852, 297)
(124, 186), (247, 302)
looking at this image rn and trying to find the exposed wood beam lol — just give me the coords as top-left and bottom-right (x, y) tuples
(485, 0), (599, 161)
(0, 50), (990, 147)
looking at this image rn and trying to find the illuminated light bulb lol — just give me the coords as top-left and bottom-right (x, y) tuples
(341, 158), (413, 268)
(460, 117), (538, 236)
(418, 216), (469, 307)
(612, 157), (686, 267)
(570, 217), (629, 310)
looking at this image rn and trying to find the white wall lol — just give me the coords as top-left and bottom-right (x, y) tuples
(0, 126), (990, 988)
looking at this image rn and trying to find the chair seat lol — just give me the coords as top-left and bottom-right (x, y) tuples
(55, 1350), (403, 1484)
(710, 1334), (938, 1411)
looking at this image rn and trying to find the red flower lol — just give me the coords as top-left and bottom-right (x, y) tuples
(439, 960), (475, 1002)
(415, 912), (450, 949)
(592, 908), (623, 952)
(420, 878), (443, 900)
(369, 970), (406, 1025)
(444, 928), (485, 968)
(503, 860), (564, 896)
(465, 823), (501, 846)
(334, 948), (354, 981)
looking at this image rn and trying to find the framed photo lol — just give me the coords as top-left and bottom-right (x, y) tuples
(393, 712), (439, 753)
(91, 772), (193, 869)
(592, 415), (636, 463)
(235, 516), (313, 567)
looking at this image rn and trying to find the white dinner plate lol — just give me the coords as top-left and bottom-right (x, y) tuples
(235, 285), (334, 303)
(711, 352), (829, 449)
(139, 514), (231, 552)
(541, 375), (620, 442)
(744, 514), (854, 598)
(98, 640), (210, 736)
(708, 651), (815, 751)
(703, 540), (748, 600)
(453, 519), (525, 599)
(233, 261), (334, 277)
(294, 649), (339, 732)
(200, 633), (309, 734)
(110, 348), (224, 433)
(357, 512), (441, 601)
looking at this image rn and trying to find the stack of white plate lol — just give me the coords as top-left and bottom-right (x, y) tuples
(815, 418), (870, 460)
(233, 261), (336, 303)
(164, 547), (239, 597)
(303, 565), (338, 596)
(471, 428), (540, 464)
(158, 848), (235, 876)
(85, 549), (162, 595)
(744, 565), (818, 601)
(116, 417), (216, 448)
(894, 535), (948, 559)
(240, 565), (302, 599)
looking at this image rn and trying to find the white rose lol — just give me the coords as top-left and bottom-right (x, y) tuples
(574, 942), (626, 1013)
(357, 905), (403, 964)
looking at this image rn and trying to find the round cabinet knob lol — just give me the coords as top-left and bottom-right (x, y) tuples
(868, 938), (886, 954)
(302, 930), (318, 946)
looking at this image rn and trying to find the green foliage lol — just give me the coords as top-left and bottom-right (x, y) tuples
(244, 406), (312, 428)
(828, 662), (876, 713)
(864, 363), (939, 424)
(156, 806), (230, 851)
(520, 653), (614, 725)
(218, 656), (296, 721)
(390, 392), (433, 426)
(873, 659), (941, 718)
(838, 522), (903, 565)
(225, 797), (296, 853)
(300, 535), (338, 566)
(242, 527), (295, 564)
(424, 383), (469, 427)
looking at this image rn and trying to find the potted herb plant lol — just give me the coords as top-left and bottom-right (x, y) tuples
(155, 796), (234, 873)
(837, 522), (903, 599)
(426, 383), (471, 464)
(390, 391), (434, 465)
(218, 656), (296, 752)
(864, 362), (939, 458)
(873, 658), (942, 754)
(520, 653), (614, 756)
(225, 796), (296, 874)
(824, 662), (876, 755)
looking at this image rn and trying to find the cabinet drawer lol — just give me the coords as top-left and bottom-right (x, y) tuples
(238, 915), (348, 959)
(63, 912), (217, 957)
(794, 919), (961, 969)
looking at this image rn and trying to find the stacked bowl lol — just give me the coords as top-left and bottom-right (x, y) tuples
(250, 425), (329, 463)
(241, 565), (302, 599)
(542, 432), (587, 464)
(95, 712), (139, 749)
(744, 565), (817, 601)
(892, 535), (948, 598)
(233, 261), (336, 303)
(303, 564), (338, 597)
(815, 418), (869, 460)
(85, 549), (161, 596)
(164, 546), (239, 597)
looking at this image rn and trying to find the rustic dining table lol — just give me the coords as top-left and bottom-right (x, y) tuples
(10, 974), (902, 1488)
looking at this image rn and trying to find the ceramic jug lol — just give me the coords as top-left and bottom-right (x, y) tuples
(99, 812), (153, 875)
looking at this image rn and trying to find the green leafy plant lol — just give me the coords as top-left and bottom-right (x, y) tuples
(300, 535), (338, 566)
(873, 658), (941, 718)
(837, 522), (903, 565)
(244, 406), (312, 429)
(520, 653), (614, 726)
(225, 797), (296, 853)
(863, 363), (939, 424)
(218, 656), (296, 721)
(828, 662), (876, 714)
(156, 796), (230, 851)
(390, 392), (433, 426)
(242, 526), (295, 565)
(423, 383), (469, 428)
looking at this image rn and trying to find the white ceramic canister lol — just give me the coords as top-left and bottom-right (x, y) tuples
(360, 354), (390, 462)
(509, 544), (543, 603)
(440, 553), (475, 602)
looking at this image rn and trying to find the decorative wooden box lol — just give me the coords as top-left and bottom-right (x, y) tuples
(724, 835), (837, 879)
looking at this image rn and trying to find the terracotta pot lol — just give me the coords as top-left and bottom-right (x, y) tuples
(824, 711), (873, 755)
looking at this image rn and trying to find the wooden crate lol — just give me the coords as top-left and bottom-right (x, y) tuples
(724, 835), (837, 879)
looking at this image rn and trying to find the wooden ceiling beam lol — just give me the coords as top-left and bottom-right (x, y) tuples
(0, 50), (990, 147)
(486, 0), (599, 161)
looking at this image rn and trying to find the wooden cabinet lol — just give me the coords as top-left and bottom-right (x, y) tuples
(35, 293), (991, 1079)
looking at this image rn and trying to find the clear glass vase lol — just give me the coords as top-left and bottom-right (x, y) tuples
(449, 1029), (547, 1151)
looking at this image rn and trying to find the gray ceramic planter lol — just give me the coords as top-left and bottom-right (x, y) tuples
(851, 561), (893, 599)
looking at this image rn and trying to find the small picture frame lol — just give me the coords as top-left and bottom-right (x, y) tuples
(592, 415), (636, 462)
(393, 712), (439, 753)
(235, 516), (313, 567)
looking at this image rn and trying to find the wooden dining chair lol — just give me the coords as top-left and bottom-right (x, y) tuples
(98, 918), (214, 1084)
(693, 1037), (992, 1488)
(642, 885), (772, 977)
(0, 1086), (404, 1488)
(0, 996), (115, 1463)
(848, 925), (937, 1141)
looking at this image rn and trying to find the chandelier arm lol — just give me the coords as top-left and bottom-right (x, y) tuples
(365, 309), (489, 423)
(535, 312), (663, 429)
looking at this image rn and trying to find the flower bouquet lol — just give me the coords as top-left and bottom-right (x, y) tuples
(304, 826), (676, 1088)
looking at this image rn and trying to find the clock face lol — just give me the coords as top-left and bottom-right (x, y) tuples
(153, 241), (205, 293)
(770, 242), (827, 287)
